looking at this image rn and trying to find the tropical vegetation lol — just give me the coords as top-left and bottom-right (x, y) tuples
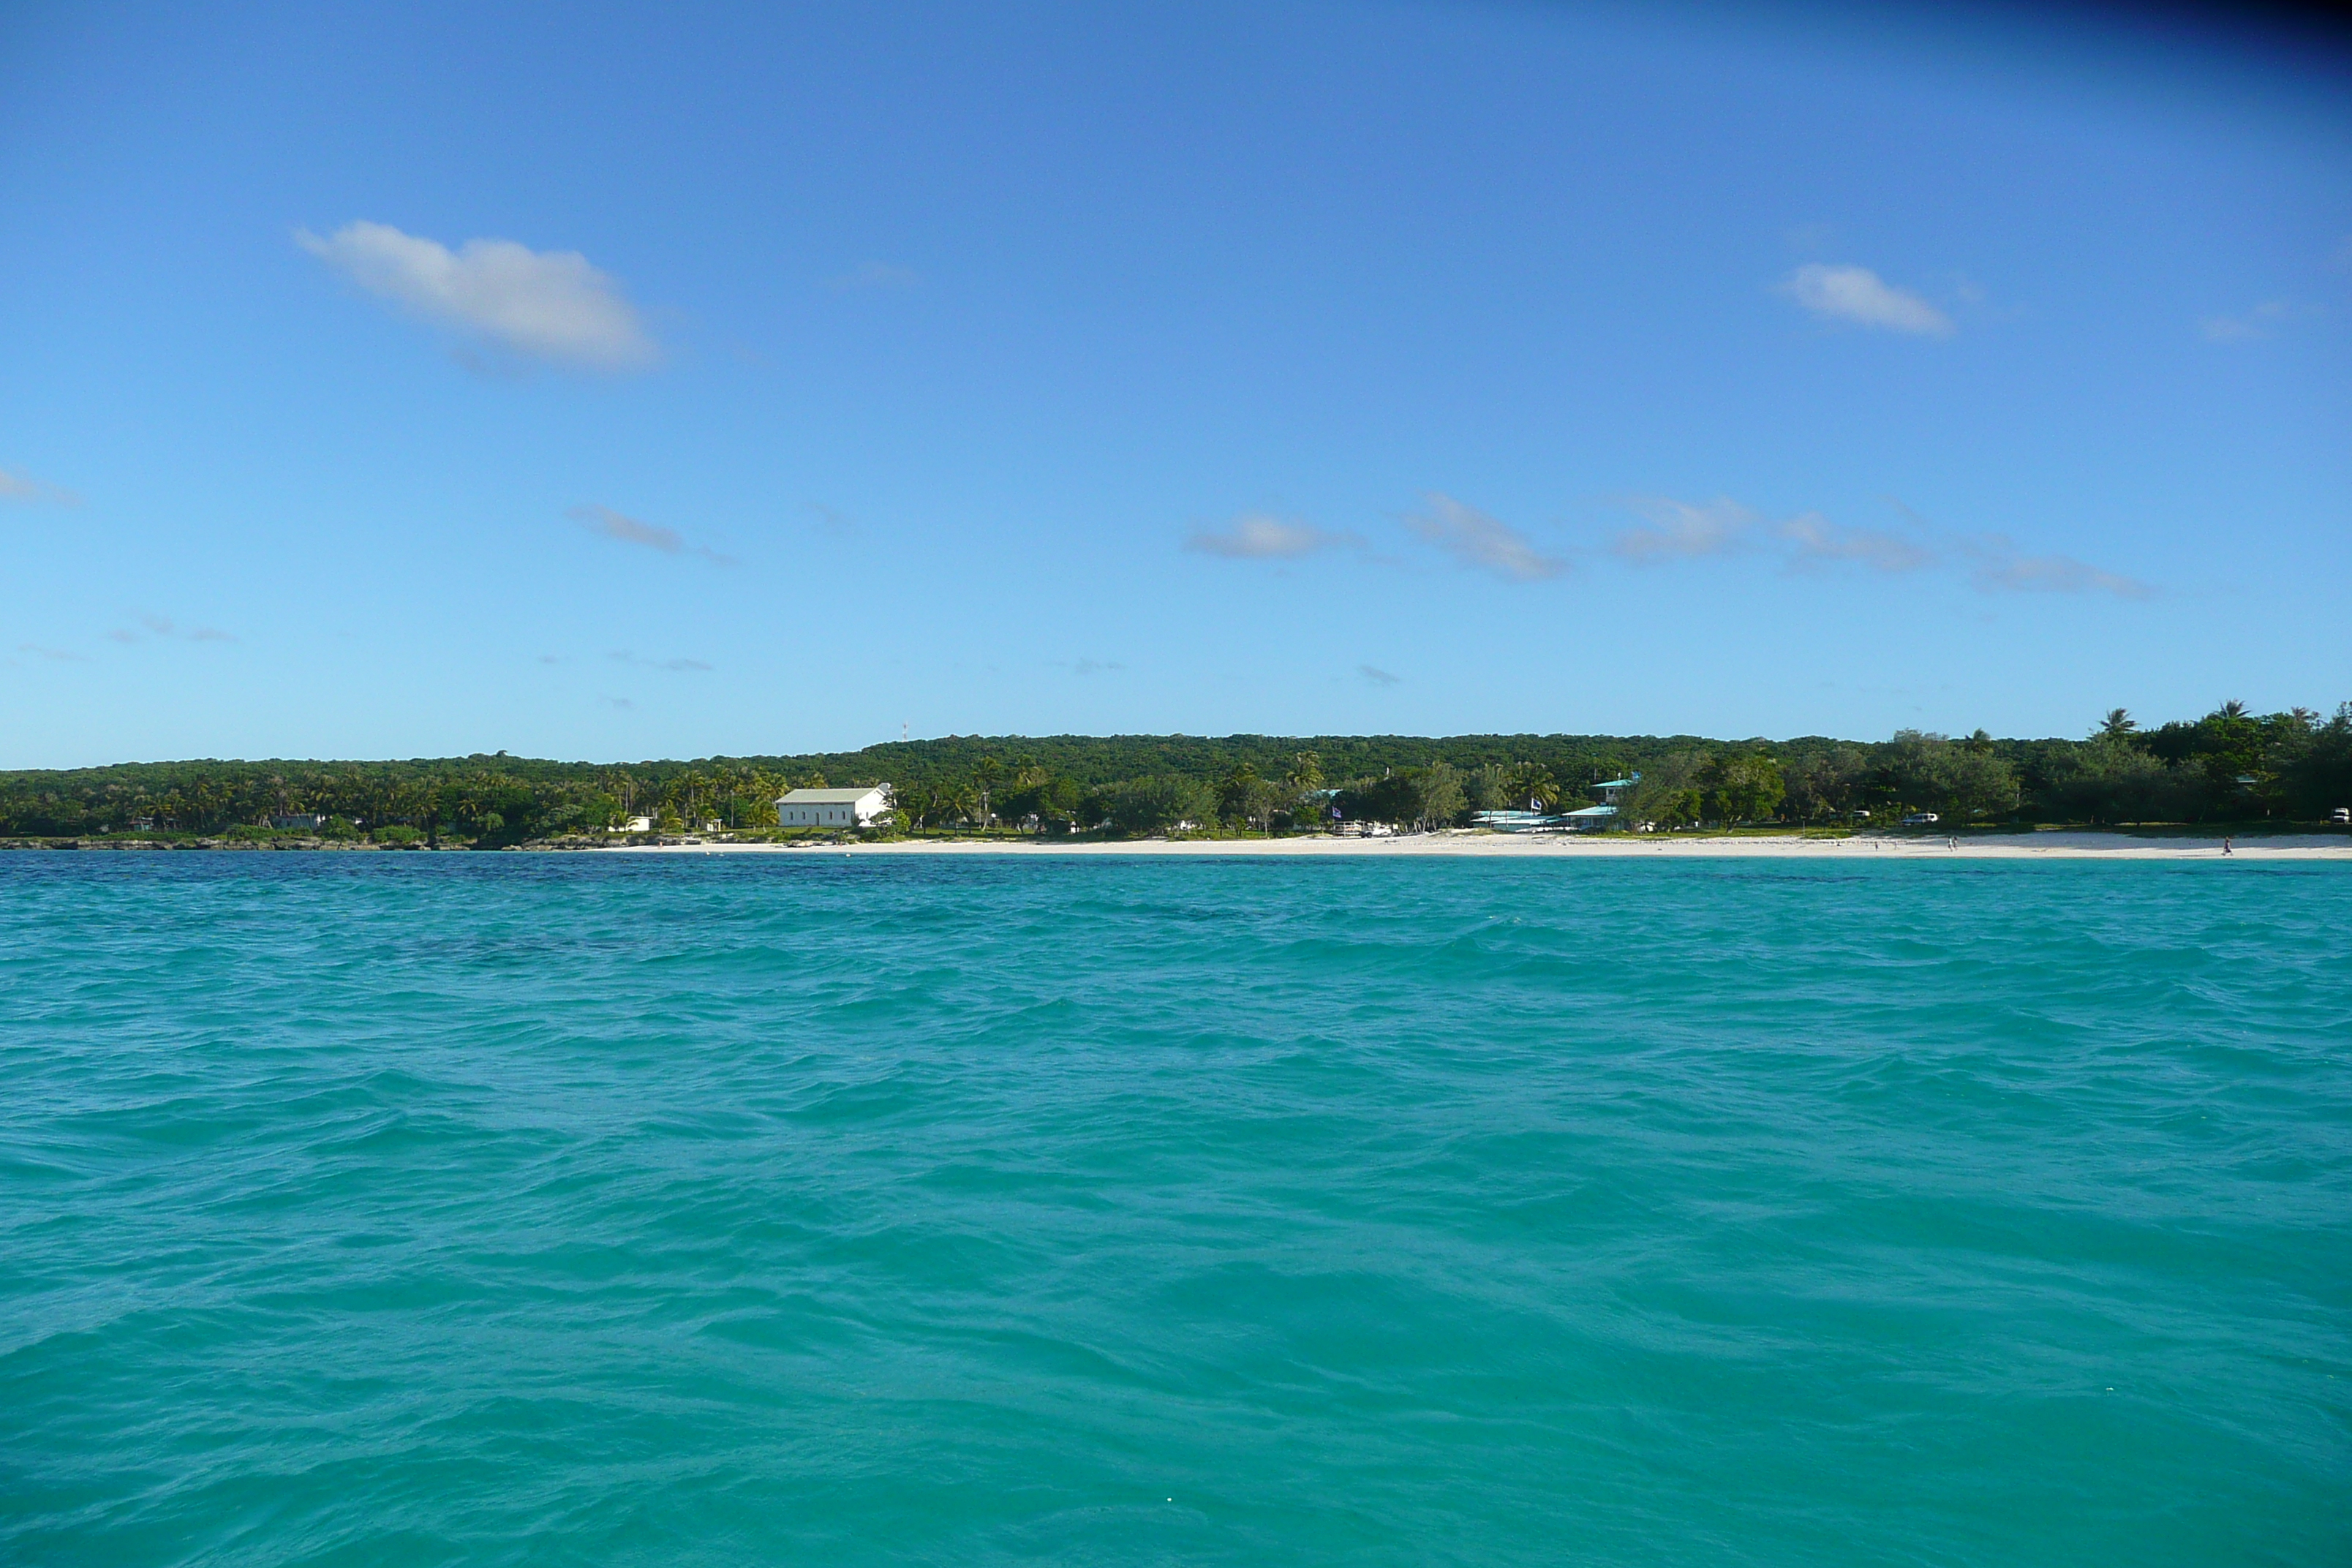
(1, 702), (2346, 844)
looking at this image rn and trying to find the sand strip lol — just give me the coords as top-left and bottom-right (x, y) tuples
(597, 831), (2351, 861)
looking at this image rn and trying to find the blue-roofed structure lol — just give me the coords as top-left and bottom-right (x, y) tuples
(1469, 773), (1646, 833)
(1470, 809), (1568, 832)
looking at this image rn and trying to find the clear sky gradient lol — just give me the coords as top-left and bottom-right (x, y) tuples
(3, 1), (2347, 766)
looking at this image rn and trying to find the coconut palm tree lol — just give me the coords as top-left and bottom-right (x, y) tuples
(1507, 762), (1558, 813)
(973, 758), (1003, 829)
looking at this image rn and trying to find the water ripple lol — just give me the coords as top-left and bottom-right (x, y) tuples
(1, 853), (2347, 1567)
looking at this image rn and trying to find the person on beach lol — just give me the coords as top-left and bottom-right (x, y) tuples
(2224, 836), (2234, 856)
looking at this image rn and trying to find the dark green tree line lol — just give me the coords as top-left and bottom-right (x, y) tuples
(4, 703), (2346, 840)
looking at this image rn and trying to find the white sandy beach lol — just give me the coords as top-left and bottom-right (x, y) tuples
(603, 831), (2352, 862)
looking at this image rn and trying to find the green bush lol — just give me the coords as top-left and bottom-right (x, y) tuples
(372, 825), (423, 847)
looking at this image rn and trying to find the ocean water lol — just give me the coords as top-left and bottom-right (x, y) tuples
(1, 853), (2346, 1567)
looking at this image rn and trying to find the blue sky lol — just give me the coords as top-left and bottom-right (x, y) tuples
(2, 1), (2347, 766)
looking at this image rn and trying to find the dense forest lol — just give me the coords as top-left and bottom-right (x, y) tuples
(1, 702), (2347, 844)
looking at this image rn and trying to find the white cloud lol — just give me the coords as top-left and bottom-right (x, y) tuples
(1615, 495), (2148, 599)
(298, 221), (657, 370)
(568, 505), (736, 565)
(1780, 511), (1935, 573)
(1403, 494), (1564, 581)
(0, 466), (81, 506)
(1613, 497), (1754, 561)
(1186, 512), (1357, 559)
(1781, 264), (1954, 337)
(1968, 544), (2152, 600)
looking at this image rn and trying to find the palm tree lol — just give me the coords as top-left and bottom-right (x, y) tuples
(2099, 708), (2136, 738)
(2218, 699), (2249, 720)
(1508, 762), (1558, 813)
(973, 758), (1003, 829)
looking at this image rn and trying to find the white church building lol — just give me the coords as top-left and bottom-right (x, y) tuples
(774, 785), (894, 829)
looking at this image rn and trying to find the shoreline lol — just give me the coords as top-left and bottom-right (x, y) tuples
(595, 830), (2351, 861)
(7, 831), (2344, 862)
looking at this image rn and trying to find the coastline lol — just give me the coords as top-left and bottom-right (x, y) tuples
(595, 830), (2352, 861)
(8, 830), (2343, 861)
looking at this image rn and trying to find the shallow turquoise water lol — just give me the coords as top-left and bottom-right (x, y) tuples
(1, 853), (2346, 1567)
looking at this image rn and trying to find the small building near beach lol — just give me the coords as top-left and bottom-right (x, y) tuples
(1471, 809), (1565, 832)
(1554, 774), (1643, 831)
(775, 785), (894, 829)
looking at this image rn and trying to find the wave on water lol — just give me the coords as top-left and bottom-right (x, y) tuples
(3, 854), (2347, 1567)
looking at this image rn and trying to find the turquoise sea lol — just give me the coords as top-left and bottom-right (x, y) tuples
(2, 853), (2346, 1567)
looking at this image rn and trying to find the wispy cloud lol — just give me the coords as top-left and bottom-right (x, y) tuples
(1615, 495), (2147, 599)
(1069, 657), (1125, 676)
(1403, 494), (1564, 581)
(2200, 300), (2298, 342)
(1186, 512), (1360, 560)
(573, 504), (682, 551)
(1359, 664), (1401, 687)
(803, 501), (856, 535)
(0, 466), (81, 506)
(298, 220), (657, 371)
(108, 614), (236, 645)
(1780, 511), (1935, 573)
(568, 505), (736, 565)
(608, 650), (714, 672)
(1781, 264), (1954, 337)
(1613, 497), (1754, 562)
(1964, 540), (2152, 600)
(827, 260), (919, 291)
(147, 614), (234, 643)
(17, 642), (88, 662)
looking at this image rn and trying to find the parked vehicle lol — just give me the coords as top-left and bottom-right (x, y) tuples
(1900, 812), (1940, 826)
(2332, 807), (2351, 824)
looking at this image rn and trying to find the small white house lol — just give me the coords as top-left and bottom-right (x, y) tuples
(775, 785), (894, 829)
